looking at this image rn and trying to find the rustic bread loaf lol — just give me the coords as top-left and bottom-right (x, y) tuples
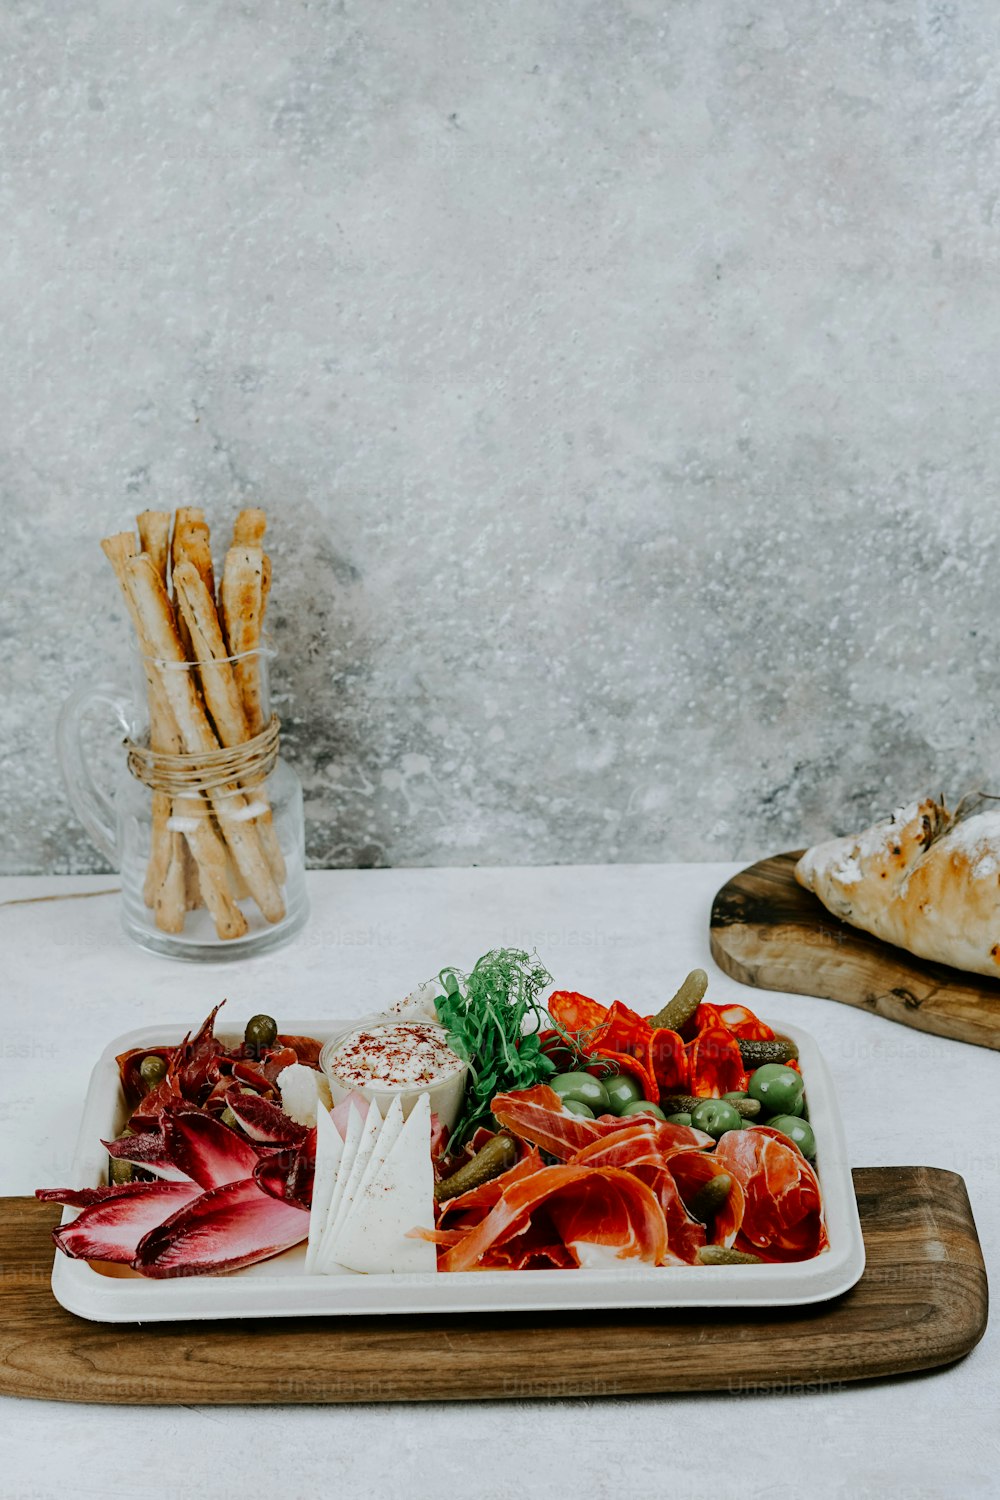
(795, 798), (1000, 978)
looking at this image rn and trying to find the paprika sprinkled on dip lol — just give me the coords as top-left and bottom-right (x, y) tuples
(320, 1020), (469, 1130)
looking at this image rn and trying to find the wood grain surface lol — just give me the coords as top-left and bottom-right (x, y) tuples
(0, 1167), (986, 1404)
(710, 851), (1000, 1051)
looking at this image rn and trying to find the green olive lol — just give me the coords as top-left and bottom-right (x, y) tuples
(620, 1100), (667, 1121)
(244, 1013), (278, 1049)
(551, 1072), (611, 1112)
(690, 1099), (743, 1139)
(767, 1115), (816, 1157)
(747, 1063), (804, 1116)
(562, 1098), (595, 1118)
(665, 1111), (693, 1126)
(139, 1055), (167, 1088)
(603, 1073), (645, 1114)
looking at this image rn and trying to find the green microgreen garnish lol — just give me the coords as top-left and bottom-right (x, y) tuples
(435, 948), (595, 1148)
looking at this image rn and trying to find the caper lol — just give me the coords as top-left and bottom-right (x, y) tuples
(244, 1013), (278, 1049)
(139, 1054), (167, 1089)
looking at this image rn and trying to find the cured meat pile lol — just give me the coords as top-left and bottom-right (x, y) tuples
(420, 1082), (826, 1269)
(38, 1006), (320, 1277)
(421, 986), (828, 1270)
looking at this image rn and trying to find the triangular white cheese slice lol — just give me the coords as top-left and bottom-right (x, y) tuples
(325, 1096), (405, 1266)
(305, 1103), (343, 1273)
(330, 1092), (437, 1275)
(317, 1096), (383, 1273)
(314, 1100), (364, 1275)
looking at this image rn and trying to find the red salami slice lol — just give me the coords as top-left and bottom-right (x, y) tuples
(685, 1025), (747, 1097)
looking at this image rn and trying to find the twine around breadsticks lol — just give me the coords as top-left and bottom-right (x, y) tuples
(126, 713), (281, 795)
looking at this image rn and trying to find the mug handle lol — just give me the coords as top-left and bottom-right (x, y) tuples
(56, 682), (132, 867)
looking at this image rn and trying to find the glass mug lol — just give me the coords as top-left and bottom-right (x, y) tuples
(57, 644), (309, 960)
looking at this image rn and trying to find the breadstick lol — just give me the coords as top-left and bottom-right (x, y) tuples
(177, 555), (286, 884)
(136, 511), (171, 586)
(233, 507), (266, 548)
(125, 554), (285, 923)
(155, 833), (187, 933)
(173, 799), (248, 938)
(175, 556), (288, 889)
(172, 512), (214, 598)
(182, 838), (203, 909)
(102, 532), (185, 926)
(219, 545), (266, 733)
(137, 522), (187, 912)
(173, 560), (250, 747)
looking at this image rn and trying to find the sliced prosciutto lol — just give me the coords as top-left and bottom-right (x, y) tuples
(135, 1177), (310, 1278)
(437, 1149), (547, 1228)
(567, 1125), (708, 1266)
(432, 1163), (668, 1272)
(715, 1126), (827, 1261)
(666, 1149), (745, 1250)
(49, 1181), (201, 1263)
(491, 1084), (713, 1161)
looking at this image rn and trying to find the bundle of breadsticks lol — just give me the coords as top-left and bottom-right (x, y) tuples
(101, 507), (286, 940)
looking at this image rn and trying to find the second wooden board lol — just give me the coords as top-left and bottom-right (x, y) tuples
(710, 851), (1000, 1051)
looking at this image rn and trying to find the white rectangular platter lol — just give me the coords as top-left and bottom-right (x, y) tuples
(52, 1016), (865, 1322)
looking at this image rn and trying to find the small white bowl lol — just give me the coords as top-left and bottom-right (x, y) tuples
(319, 1018), (469, 1132)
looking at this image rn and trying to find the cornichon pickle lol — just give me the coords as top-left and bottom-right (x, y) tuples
(434, 1132), (518, 1203)
(660, 1093), (702, 1115)
(688, 1172), (732, 1222)
(648, 969), (709, 1032)
(697, 1245), (764, 1266)
(663, 1090), (760, 1119)
(738, 1037), (799, 1067)
(724, 1095), (761, 1120)
(110, 1156), (134, 1185)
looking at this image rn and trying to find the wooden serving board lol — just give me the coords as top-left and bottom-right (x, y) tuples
(710, 851), (1000, 1051)
(0, 1167), (985, 1404)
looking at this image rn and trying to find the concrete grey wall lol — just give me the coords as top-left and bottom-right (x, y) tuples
(2, 1), (998, 875)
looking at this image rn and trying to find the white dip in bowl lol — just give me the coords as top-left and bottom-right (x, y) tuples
(320, 1019), (468, 1130)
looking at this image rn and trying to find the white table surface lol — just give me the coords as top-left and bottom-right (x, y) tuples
(0, 865), (995, 1500)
